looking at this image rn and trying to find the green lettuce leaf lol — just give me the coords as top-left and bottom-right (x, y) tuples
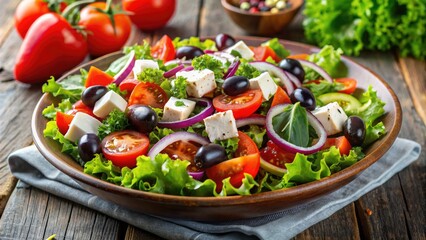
(306, 45), (347, 80)
(42, 75), (85, 103)
(357, 85), (386, 124)
(303, 80), (344, 99)
(173, 37), (217, 51)
(192, 54), (224, 79)
(261, 38), (290, 59)
(215, 137), (240, 159)
(148, 127), (175, 145)
(170, 76), (187, 99)
(272, 103), (310, 147)
(42, 99), (73, 119)
(98, 109), (130, 140)
(137, 68), (165, 85)
(124, 40), (153, 60)
(243, 125), (266, 148)
(235, 62), (261, 79)
(83, 154), (123, 184)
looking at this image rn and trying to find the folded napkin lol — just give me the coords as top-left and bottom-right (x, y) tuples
(8, 138), (421, 240)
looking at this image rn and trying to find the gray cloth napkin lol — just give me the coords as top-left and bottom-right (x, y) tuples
(8, 138), (421, 240)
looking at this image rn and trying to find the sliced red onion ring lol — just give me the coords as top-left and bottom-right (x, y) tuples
(208, 51), (236, 65)
(113, 51), (135, 85)
(163, 64), (185, 78)
(204, 50), (216, 54)
(249, 61), (295, 94)
(297, 59), (333, 83)
(265, 104), (327, 155)
(223, 59), (240, 79)
(236, 114), (266, 128)
(147, 132), (209, 180)
(165, 59), (192, 66)
(158, 98), (214, 129)
(284, 71), (302, 88)
(178, 66), (194, 72)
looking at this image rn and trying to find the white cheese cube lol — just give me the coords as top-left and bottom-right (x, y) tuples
(64, 112), (102, 142)
(312, 102), (348, 136)
(204, 110), (239, 142)
(249, 72), (278, 101)
(93, 91), (127, 119)
(224, 41), (254, 60)
(162, 97), (196, 122)
(176, 69), (217, 98)
(132, 59), (159, 78)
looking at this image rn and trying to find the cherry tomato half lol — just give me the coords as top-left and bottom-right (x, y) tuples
(119, 77), (140, 99)
(150, 35), (176, 62)
(213, 89), (263, 119)
(206, 131), (260, 190)
(260, 140), (295, 170)
(335, 78), (357, 95)
(101, 130), (150, 168)
(56, 111), (74, 135)
(128, 82), (168, 108)
(323, 136), (352, 156)
(161, 140), (203, 173)
(251, 46), (281, 62)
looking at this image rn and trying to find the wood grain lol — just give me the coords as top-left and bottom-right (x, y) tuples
(0, 0), (20, 46)
(398, 57), (426, 125)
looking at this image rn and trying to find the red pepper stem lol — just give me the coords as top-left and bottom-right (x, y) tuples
(62, 0), (95, 20)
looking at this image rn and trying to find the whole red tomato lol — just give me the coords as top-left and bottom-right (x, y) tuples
(14, 0), (67, 39)
(79, 2), (132, 57)
(122, 0), (176, 31)
(14, 13), (88, 84)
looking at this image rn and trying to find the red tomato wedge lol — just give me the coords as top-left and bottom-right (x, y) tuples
(101, 130), (150, 168)
(119, 78), (140, 99)
(151, 35), (176, 62)
(323, 136), (352, 156)
(85, 66), (115, 88)
(128, 82), (168, 108)
(335, 78), (357, 94)
(271, 87), (291, 107)
(161, 140), (203, 173)
(251, 46), (281, 62)
(206, 131), (260, 191)
(56, 111), (74, 135)
(213, 90), (262, 119)
(72, 100), (98, 118)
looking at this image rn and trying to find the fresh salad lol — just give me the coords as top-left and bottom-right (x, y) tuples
(42, 34), (387, 197)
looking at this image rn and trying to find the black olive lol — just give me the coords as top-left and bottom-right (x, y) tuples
(290, 87), (316, 111)
(194, 143), (228, 169)
(222, 76), (250, 96)
(343, 116), (366, 146)
(81, 85), (109, 108)
(176, 46), (204, 60)
(278, 58), (305, 83)
(215, 33), (236, 51)
(78, 133), (101, 162)
(127, 105), (158, 133)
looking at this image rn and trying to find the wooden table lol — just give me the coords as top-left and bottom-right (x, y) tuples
(0, 0), (425, 239)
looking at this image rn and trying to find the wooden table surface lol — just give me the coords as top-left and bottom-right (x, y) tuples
(0, 0), (425, 239)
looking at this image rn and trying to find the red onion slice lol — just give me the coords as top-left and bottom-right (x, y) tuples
(284, 71), (302, 88)
(298, 59), (333, 83)
(236, 114), (266, 128)
(178, 66), (194, 72)
(163, 64), (185, 78)
(223, 59), (240, 79)
(189, 171), (204, 180)
(113, 51), (135, 85)
(265, 104), (327, 155)
(158, 98), (214, 129)
(249, 61), (295, 94)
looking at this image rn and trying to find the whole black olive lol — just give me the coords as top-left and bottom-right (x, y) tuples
(278, 58), (305, 83)
(215, 33), (236, 51)
(222, 76), (250, 96)
(78, 133), (101, 162)
(127, 105), (158, 133)
(176, 46), (204, 60)
(81, 85), (109, 108)
(194, 143), (228, 169)
(290, 87), (316, 111)
(343, 116), (366, 146)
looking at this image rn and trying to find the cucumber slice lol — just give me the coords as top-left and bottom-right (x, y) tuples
(317, 92), (362, 114)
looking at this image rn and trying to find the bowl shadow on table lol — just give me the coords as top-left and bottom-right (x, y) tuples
(221, 0), (304, 36)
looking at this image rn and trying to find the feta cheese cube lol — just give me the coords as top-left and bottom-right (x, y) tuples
(176, 69), (217, 98)
(312, 102), (348, 136)
(93, 91), (127, 119)
(249, 72), (278, 101)
(64, 112), (102, 142)
(204, 110), (239, 142)
(132, 59), (159, 77)
(162, 97), (196, 122)
(224, 41), (254, 60)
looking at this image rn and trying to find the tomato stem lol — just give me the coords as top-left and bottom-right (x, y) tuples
(62, 0), (94, 20)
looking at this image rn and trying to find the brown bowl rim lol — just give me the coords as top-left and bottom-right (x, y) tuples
(32, 36), (402, 208)
(221, 0), (304, 16)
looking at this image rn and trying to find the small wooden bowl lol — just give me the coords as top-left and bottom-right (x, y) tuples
(221, 0), (303, 36)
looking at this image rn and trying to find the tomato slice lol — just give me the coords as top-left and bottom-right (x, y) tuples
(161, 140), (203, 173)
(287, 53), (309, 60)
(101, 130), (150, 168)
(213, 89), (262, 119)
(151, 35), (176, 62)
(251, 46), (281, 62)
(206, 131), (260, 190)
(85, 66), (114, 88)
(323, 136), (352, 156)
(72, 100), (99, 119)
(128, 82), (168, 108)
(56, 111), (74, 135)
(335, 78), (357, 94)
(260, 140), (295, 176)
(271, 86), (291, 107)
(119, 77), (140, 99)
